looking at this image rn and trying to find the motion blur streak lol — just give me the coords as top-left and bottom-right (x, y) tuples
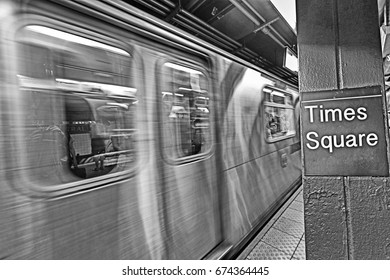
(0, 0), (301, 259)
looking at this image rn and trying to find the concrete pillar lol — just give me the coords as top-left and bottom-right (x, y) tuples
(297, 0), (390, 259)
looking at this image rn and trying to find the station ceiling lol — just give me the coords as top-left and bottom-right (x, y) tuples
(128, 0), (298, 87)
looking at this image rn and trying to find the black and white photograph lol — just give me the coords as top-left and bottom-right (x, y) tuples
(0, 0), (389, 279)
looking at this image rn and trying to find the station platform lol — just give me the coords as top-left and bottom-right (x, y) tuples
(237, 185), (305, 260)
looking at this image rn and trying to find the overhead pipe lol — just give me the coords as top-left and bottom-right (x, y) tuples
(160, 0), (176, 9)
(133, 0), (167, 16)
(132, 0), (178, 16)
(229, 0), (261, 25)
(175, 7), (279, 69)
(207, 3), (235, 24)
(176, 14), (240, 51)
(130, 0), (243, 52)
(114, 0), (297, 84)
(186, 0), (207, 13)
(239, 0), (296, 54)
(228, 0), (287, 49)
(238, 17), (279, 43)
(253, 17), (279, 33)
(173, 19), (233, 50)
(145, 0), (171, 13)
(174, 16), (240, 52)
(165, 0), (182, 23)
(133, 0), (237, 51)
(132, 0), (282, 61)
(141, 0), (240, 49)
(178, 10), (241, 48)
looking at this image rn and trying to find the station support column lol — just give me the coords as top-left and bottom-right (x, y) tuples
(297, 0), (390, 259)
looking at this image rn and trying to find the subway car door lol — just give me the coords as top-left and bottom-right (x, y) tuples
(157, 54), (221, 259)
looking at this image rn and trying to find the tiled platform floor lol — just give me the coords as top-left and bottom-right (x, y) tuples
(237, 186), (305, 260)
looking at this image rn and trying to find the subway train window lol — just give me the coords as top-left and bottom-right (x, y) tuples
(16, 25), (137, 187)
(160, 62), (210, 159)
(263, 87), (296, 142)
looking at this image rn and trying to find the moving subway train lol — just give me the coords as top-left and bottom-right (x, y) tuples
(0, 0), (301, 259)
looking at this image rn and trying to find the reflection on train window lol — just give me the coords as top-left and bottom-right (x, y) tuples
(17, 25), (137, 186)
(263, 87), (296, 142)
(161, 62), (210, 159)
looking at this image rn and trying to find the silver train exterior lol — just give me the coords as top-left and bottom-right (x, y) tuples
(0, 0), (301, 259)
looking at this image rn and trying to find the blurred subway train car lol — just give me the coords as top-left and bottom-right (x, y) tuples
(0, 0), (301, 259)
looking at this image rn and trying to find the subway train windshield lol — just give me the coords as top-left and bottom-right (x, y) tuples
(17, 25), (137, 185)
